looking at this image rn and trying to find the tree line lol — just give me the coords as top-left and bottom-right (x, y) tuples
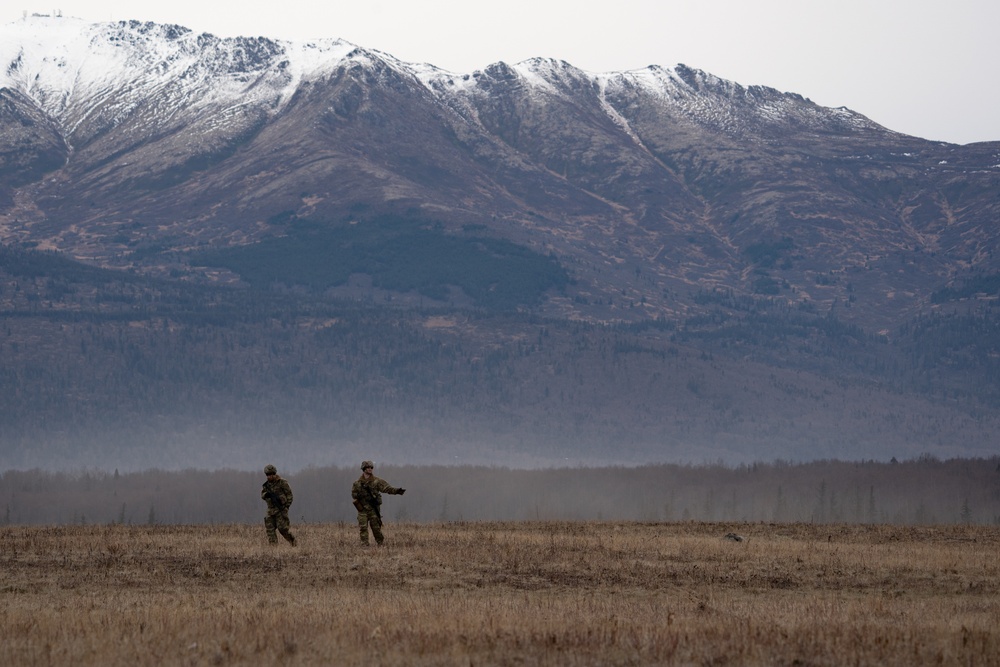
(3, 457), (998, 527)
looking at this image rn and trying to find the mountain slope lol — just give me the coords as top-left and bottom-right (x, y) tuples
(3, 17), (998, 330)
(1, 16), (999, 469)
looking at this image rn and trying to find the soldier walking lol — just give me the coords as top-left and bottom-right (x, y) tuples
(261, 464), (296, 546)
(352, 460), (405, 546)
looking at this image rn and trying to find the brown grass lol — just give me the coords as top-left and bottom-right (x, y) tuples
(2, 521), (998, 666)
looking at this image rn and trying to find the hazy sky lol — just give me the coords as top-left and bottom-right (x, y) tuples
(7, 1), (998, 144)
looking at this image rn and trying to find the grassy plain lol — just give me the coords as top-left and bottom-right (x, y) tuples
(1, 521), (998, 666)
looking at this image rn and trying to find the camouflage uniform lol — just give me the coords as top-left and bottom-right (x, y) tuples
(352, 460), (405, 545)
(261, 464), (296, 546)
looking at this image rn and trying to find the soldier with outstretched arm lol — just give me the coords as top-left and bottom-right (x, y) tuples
(352, 460), (405, 546)
(261, 464), (296, 546)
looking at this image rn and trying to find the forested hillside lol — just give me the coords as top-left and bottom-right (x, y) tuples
(3, 243), (1000, 469)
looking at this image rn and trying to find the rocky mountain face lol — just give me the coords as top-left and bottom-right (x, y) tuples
(4, 16), (998, 327)
(2, 16), (999, 470)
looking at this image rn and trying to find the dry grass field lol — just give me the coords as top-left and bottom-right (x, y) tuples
(1, 521), (998, 666)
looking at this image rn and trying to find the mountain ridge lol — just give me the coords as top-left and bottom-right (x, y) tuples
(2, 16), (999, 469)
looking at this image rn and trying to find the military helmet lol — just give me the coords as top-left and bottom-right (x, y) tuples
(264, 464), (277, 475)
(361, 460), (374, 470)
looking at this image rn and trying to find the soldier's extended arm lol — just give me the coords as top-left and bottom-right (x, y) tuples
(376, 479), (405, 494)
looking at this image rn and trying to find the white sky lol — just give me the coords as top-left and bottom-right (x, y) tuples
(7, 0), (999, 144)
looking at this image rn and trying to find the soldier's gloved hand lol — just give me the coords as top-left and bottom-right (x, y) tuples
(398, 488), (406, 495)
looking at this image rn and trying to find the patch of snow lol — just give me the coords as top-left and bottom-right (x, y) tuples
(595, 76), (643, 146)
(511, 60), (558, 94)
(1, 16), (361, 130)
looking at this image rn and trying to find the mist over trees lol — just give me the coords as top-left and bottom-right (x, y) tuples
(4, 458), (998, 527)
(4, 241), (1000, 470)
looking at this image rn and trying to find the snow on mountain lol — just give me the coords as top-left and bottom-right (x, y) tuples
(2, 15), (881, 149)
(594, 64), (887, 140)
(1, 16), (357, 136)
(3, 14), (999, 350)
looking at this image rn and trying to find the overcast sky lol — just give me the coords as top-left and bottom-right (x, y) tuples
(7, 0), (998, 144)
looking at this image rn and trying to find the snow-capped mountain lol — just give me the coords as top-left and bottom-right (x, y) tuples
(4, 15), (1000, 469)
(2, 15), (999, 330)
(3, 18), (339, 126)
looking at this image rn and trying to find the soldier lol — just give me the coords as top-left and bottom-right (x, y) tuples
(352, 460), (406, 546)
(261, 464), (296, 546)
